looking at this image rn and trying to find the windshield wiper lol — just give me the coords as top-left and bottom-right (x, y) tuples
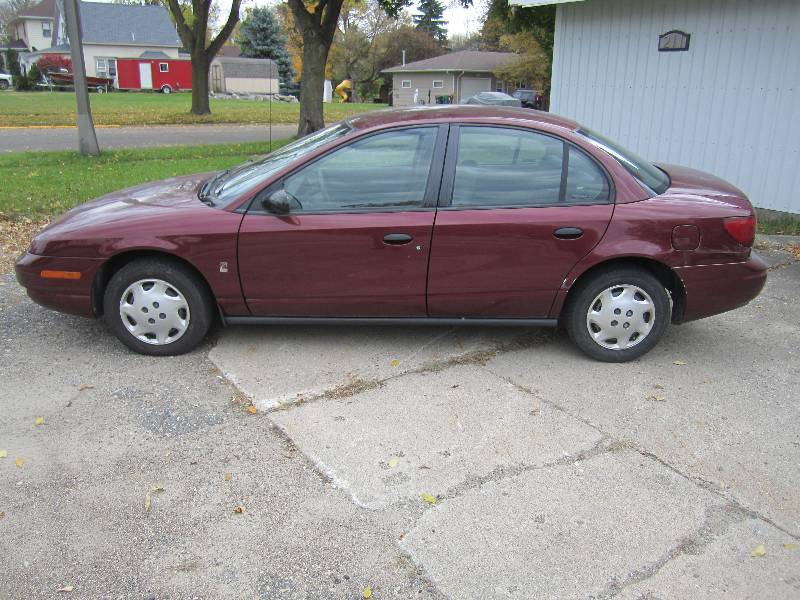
(198, 169), (231, 201)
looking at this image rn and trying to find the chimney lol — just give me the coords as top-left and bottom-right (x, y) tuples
(402, 49), (406, 66)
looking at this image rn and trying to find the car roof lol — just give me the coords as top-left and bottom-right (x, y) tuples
(345, 106), (580, 132)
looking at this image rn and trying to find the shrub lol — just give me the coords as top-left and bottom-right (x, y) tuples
(37, 54), (72, 74)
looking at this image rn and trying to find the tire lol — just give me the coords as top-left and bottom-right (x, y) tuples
(564, 267), (670, 362)
(103, 258), (213, 356)
(160, 85), (172, 94)
(0, 80), (9, 90)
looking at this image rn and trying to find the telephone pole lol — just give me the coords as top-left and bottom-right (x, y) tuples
(61, 0), (99, 156)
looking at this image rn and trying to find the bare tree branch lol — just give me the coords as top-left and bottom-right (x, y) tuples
(205, 0), (242, 57)
(166, 0), (194, 49)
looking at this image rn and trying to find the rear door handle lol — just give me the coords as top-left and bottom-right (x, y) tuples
(553, 227), (584, 240)
(383, 233), (413, 245)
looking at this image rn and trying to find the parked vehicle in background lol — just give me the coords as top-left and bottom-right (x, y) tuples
(0, 70), (11, 90)
(116, 58), (192, 93)
(16, 106), (767, 362)
(461, 91), (522, 107)
(513, 89), (544, 109)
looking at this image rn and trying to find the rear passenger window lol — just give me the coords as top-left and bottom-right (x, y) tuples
(450, 126), (609, 207)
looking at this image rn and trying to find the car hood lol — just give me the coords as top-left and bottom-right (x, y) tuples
(30, 172), (217, 254)
(657, 163), (753, 212)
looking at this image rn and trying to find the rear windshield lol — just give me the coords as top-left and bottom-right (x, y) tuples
(579, 127), (670, 195)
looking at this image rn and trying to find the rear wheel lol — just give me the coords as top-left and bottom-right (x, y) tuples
(0, 80), (9, 90)
(103, 258), (212, 356)
(564, 267), (670, 362)
(160, 84), (172, 94)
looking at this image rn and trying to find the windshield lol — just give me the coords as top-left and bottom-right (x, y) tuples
(200, 122), (352, 206)
(579, 127), (670, 194)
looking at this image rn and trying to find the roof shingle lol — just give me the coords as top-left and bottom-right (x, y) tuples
(382, 50), (519, 73)
(78, 1), (181, 47)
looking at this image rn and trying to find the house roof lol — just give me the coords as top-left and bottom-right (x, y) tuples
(217, 45), (242, 58)
(139, 50), (171, 59)
(78, 2), (181, 47)
(14, 0), (55, 20)
(508, 0), (582, 5)
(3, 39), (30, 50)
(383, 50), (519, 74)
(212, 56), (278, 79)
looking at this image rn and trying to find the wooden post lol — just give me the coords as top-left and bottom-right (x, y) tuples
(61, 0), (99, 156)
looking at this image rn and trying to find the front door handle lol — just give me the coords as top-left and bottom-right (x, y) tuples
(553, 227), (584, 240)
(383, 233), (413, 245)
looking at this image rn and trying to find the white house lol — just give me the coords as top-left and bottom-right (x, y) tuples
(510, 0), (800, 215)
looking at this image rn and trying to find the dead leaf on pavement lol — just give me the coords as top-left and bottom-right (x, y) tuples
(783, 543), (797, 550)
(15, 458), (24, 468)
(0, 511), (5, 519)
(645, 394), (666, 402)
(362, 585), (373, 599)
(421, 492), (438, 505)
(233, 506), (244, 514)
(57, 585), (74, 593)
(144, 492), (152, 512)
(703, 379), (712, 384)
(0, 450), (7, 459)
(78, 384), (94, 391)
(673, 360), (687, 366)
(390, 359), (400, 368)
(387, 456), (400, 468)
(246, 405), (258, 414)
(224, 473), (233, 481)
(751, 544), (767, 557)
(34, 416), (45, 426)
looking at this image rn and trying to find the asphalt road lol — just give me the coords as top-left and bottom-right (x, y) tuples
(0, 124), (297, 152)
(1, 239), (799, 598)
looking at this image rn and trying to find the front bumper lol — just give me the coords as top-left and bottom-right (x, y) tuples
(15, 252), (104, 318)
(674, 252), (768, 322)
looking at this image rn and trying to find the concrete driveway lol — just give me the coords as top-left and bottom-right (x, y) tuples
(1, 242), (798, 599)
(0, 124), (296, 152)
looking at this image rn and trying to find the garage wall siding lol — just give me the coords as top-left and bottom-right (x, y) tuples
(550, 0), (800, 214)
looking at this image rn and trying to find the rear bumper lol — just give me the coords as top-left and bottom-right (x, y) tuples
(14, 252), (104, 318)
(674, 253), (768, 322)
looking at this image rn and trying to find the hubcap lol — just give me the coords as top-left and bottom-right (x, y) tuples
(586, 284), (655, 350)
(119, 279), (190, 345)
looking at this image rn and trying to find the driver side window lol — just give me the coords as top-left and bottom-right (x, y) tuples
(283, 127), (437, 212)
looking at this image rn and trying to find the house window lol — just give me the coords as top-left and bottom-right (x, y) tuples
(159, 63), (169, 73)
(95, 58), (108, 76)
(42, 22), (51, 38)
(432, 80), (443, 88)
(401, 80), (411, 88)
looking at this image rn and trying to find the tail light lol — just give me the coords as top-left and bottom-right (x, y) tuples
(723, 214), (756, 246)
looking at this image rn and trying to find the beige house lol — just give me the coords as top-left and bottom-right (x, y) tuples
(382, 50), (524, 107)
(8, 0), (54, 52)
(211, 49), (280, 95)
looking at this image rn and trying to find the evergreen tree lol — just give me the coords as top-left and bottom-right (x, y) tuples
(413, 0), (448, 46)
(237, 7), (296, 92)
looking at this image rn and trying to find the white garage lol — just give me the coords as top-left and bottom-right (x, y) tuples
(459, 76), (492, 101)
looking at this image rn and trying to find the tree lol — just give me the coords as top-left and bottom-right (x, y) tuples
(0, 0), (35, 41)
(166, 0), (243, 115)
(237, 6), (295, 91)
(375, 25), (443, 73)
(413, 0), (447, 46)
(484, 0), (555, 101)
(4, 48), (21, 77)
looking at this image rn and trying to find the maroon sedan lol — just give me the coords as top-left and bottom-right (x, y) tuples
(15, 107), (767, 361)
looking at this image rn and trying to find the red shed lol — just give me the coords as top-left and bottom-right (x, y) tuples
(116, 56), (192, 93)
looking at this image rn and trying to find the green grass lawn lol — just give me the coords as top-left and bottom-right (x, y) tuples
(0, 91), (385, 127)
(0, 140), (289, 218)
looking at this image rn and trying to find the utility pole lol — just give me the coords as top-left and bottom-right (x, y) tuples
(61, 0), (99, 156)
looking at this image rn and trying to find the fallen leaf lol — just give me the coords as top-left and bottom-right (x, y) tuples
(0, 450), (7, 459)
(57, 586), (74, 593)
(0, 511), (5, 519)
(34, 416), (45, 426)
(233, 506), (244, 514)
(78, 384), (94, 391)
(144, 492), (152, 512)
(645, 394), (666, 402)
(421, 492), (437, 505)
(387, 456), (400, 468)
(673, 360), (687, 366)
(151, 485), (165, 493)
(703, 379), (712, 384)
(390, 359), (400, 368)
(783, 543), (797, 550)
(751, 544), (767, 557)
(362, 585), (373, 598)
(15, 458), (24, 468)
(246, 406), (258, 414)
(224, 473), (233, 481)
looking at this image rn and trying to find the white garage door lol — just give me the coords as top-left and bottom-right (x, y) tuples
(459, 77), (491, 102)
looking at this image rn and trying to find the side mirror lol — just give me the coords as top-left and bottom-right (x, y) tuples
(261, 189), (295, 215)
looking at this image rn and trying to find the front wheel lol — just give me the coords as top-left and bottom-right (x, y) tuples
(0, 80), (9, 90)
(564, 267), (671, 362)
(104, 258), (213, 356)
(160, 85), (172, 94)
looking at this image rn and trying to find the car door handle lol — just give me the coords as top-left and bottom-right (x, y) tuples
(553, 227), (584, 240)
(383, 233), (413, 245)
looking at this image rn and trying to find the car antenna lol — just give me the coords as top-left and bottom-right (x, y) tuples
(268, 64), (272, 153)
